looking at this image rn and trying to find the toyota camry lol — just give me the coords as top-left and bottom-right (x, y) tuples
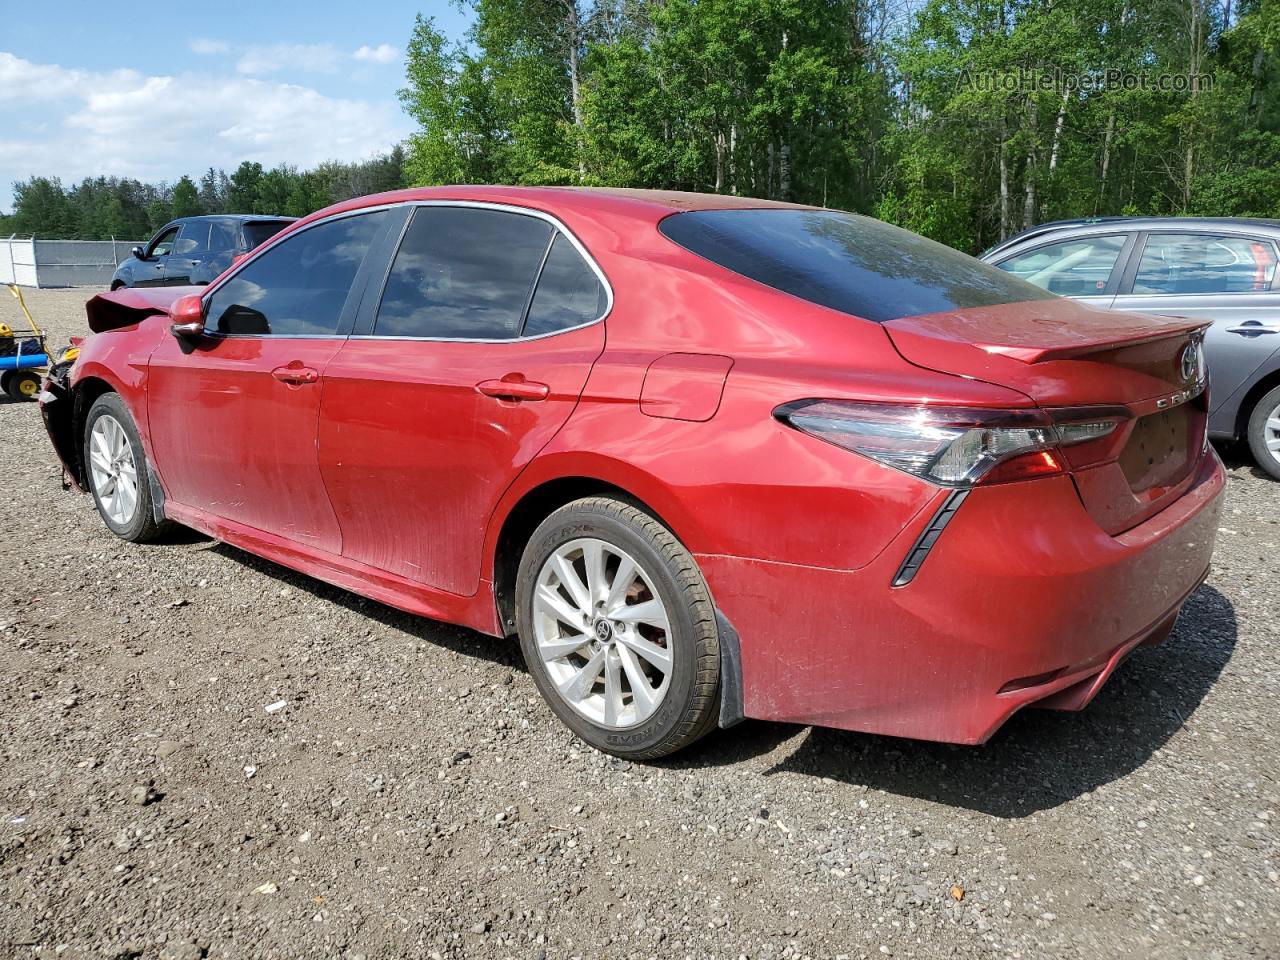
(40, 187), (1225, 758)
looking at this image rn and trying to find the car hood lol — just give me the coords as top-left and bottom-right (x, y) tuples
(86, 286), (203, 333)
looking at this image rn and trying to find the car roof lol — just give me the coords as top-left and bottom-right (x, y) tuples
(301, 185), (810, 230)
(172, 214), (296, 223)
(985, 215), (1280, 257)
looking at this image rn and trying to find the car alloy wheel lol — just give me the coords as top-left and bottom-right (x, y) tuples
(1247, 384), (1280, 481)
(88, 414), (139, 526)
(516, 496), (721, 759)
(1263, 403), (1280, 467)
(82, 393), (170, 543)
(532, 537), (673, 729)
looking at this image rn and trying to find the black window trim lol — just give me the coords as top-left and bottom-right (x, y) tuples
(992, 231), (1137, 297)
(1116, 229), (1280, 297)
(198, 205), (401, 341)
(354, 200), (614, 344)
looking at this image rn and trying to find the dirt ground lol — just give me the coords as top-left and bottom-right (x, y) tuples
(1, 287), (1277, 960)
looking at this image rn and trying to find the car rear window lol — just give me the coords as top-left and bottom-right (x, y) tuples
(243, 220), (292, 249)
(659, 209), (1056, 322)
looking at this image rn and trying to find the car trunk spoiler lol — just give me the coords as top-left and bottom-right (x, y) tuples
(883, 297), (1212, 534)
(86, 286), (203, 334)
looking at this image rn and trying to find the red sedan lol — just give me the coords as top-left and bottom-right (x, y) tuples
(40, 187), (1225, 758)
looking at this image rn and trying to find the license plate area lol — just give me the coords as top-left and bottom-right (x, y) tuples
(1119, 406), (1191, 492)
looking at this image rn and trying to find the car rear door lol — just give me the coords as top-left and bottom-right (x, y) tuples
(147, 209), (396, 554)
(317, 203), (609, 596)
(1110, 231), (1280, 415)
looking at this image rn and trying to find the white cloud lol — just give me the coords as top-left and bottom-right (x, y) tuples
(236, 43), (344, 76)
(189, 38), (230, 56)
(0, 53), (412, 211)
(353, 43), (400, 65)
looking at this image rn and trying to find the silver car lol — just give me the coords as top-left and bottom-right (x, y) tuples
(983, 217), (1280, 479)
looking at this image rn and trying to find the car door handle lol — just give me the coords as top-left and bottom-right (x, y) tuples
(1226, 322), (1280, 336)
(475, 376), (550, 401)
(271, 365), (320, 385)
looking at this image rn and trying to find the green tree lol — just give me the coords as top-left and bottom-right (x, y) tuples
(227, 161), (265, 213)
(170, 176), (204, 218)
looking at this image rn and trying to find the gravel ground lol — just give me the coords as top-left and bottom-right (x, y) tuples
(2, 287), (1278, 960)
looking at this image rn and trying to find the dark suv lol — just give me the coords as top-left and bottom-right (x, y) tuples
(111, 215), (295, 290)
(983, 217), (1280, 479)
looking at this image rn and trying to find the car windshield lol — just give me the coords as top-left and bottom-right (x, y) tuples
(659, 208), (1056, 323)
(243, 220), (291, 249)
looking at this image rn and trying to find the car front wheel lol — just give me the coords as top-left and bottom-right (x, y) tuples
(1247, 384), (1280, 481)
(516, 497), (721, 759)
(83, 393), (169, 542)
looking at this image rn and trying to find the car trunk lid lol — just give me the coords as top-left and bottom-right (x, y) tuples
(883, 298), (1211, 533)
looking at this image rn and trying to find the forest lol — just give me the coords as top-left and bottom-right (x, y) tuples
(5, 0), (1277, 253)
(0, 151), (406, 244)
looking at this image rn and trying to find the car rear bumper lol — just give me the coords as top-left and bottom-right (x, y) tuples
(698, 449), (1225, 744)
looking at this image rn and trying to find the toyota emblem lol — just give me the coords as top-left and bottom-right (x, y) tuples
(1180, 342), (1201, 383)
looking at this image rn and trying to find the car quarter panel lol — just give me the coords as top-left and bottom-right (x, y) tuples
(700, 449), (1224, 742)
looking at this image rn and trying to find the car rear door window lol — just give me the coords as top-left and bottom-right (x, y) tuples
(1132, 233), (1279, 294)
(208, 220), (238, 254)
(995, 235), (1127, 295)
(205, 211), (387, 336)
(374, 207), (554, 339)
(174, 222), (211, 257)
(523, 234), (608, 336)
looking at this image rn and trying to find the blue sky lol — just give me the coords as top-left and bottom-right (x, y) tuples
(0, 1), (473, 213)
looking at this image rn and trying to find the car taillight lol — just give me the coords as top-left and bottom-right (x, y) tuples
(775, 400), (1123, 487)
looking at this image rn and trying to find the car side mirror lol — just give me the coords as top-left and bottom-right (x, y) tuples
(131, 245), (146, 260)
(230, 252), (249, 268)
(169, 295), (206, 339)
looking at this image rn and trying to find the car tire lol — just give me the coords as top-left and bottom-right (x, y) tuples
(515, 496), (721, 760)
(83, 393), (170, 542)
(1247, 384), (1280, 481)
(110, 281), (126, 291)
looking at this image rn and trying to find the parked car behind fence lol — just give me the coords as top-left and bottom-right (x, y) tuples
(111, 215), (295, 290)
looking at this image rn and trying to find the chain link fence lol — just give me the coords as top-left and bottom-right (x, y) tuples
(1, 237), (141, 288)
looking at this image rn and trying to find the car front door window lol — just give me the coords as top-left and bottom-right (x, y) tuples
(205, 212), (388, 336)
(148, 227), (179, 258)
(996, 235), (1127, 297)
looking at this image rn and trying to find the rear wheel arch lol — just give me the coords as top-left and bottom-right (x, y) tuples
(492, 476), (683, 637)
(1233, 365), (1280, 442)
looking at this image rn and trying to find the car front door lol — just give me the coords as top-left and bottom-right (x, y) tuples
(317, 203), (609, 596)
(134, 225), (179, 287)
(1110, 231), (1280, 415)
(146, 209), (395, 553)
(163, 221), (208, 285)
